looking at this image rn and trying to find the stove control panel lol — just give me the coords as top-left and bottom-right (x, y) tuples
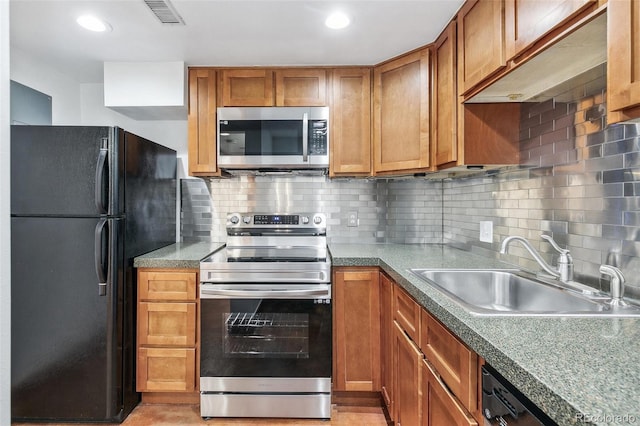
(254, 214), (300, 225)
(226, 212), (326, 230)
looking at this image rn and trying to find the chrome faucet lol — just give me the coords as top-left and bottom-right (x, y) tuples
(599, 265), (627, 306)
(500, 235), (574, 283)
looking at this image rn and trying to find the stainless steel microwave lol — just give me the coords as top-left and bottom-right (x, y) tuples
(217, 107), (329, 170)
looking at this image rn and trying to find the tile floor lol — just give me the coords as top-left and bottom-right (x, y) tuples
(13, 404), (389, 426)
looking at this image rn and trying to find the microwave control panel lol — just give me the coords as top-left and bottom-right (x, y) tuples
(309, 120), (328, 155)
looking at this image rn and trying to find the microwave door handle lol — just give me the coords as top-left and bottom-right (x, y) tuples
(302, 112), (309, 162)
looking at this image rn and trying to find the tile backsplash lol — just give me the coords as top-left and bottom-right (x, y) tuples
(182, 87), (640, 299)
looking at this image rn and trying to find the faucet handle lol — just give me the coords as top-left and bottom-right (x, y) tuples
(541, 234), (570, 255)
(599, 264), (626, 306)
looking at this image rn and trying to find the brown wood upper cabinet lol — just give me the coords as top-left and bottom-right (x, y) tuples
(219, 69), (274, 106)
(219, 68), (328, 107)
(330, 68), (372, 176)
(607, 0), (640, 122)
(432, 21), (458, 168)
(275, 69), (328, 106)
(188, 68), (219, 176)
(373, 48), (430, 174)
(505, 0), (597, 60)
(457, 0), (508, 95)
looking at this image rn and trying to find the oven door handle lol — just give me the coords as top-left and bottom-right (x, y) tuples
(200, 286), (331, 299)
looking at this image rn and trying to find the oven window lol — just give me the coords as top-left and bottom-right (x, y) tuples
(223, 312), (309, 359)
(201, 298), (331, 378)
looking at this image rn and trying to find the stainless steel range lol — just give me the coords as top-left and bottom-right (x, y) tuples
(199, 212), (331, 419)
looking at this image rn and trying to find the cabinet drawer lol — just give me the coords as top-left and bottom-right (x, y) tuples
(422, 359), (477, 426)
(420, 309), (478, 413)
(137, 347), (196, 392)
(393, 286), (420, 342)
(139, 271), (197, 301)
(138, 302), (197, 346)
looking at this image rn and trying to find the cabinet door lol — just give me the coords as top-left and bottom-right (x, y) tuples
(458, 0), (507, 94)
(138, 270), (197, 301)
(188, 68), (218, 176)
(330, 68), (372, 176)
(394, 321), (422, 426)
(506, 0), (596, 57)
(138, 302), (197, 346)
(137, 347), (196, 392)
(432, 21), (458, 168)
(420, 310), (478, 414)
(275, 69), (327, 106)
(373, 48), (430, 174)
(394, 286), (421, 343)
(219, 69), (274, 106)
(608, 0), (640, 114)
(422, 360), (477, 426)
(379, 273), (394, 416)
(333, 268), (381, 391)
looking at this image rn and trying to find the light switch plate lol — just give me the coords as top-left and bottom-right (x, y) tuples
(479, 221), (493, 243)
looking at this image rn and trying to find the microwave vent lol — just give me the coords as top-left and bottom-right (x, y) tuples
(143, 0), (185, 25)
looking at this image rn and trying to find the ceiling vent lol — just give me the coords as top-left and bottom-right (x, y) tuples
(143, 0), (185, 25)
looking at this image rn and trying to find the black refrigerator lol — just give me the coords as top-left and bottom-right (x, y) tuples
(10, 126), (177, 422)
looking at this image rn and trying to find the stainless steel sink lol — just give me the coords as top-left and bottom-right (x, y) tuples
(409, 269), (640, 317)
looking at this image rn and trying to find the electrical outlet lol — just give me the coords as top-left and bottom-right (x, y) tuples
(479, 221), (493, 243)
(348, 211), (358, 227)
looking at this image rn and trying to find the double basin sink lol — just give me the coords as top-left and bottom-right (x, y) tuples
(409, 268), (640, 317)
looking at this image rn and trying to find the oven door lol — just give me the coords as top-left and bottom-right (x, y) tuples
(200, 291), (331, 382)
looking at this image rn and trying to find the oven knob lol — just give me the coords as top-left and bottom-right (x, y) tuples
(301, 216), (310, 224)
(243, 216), (251, 224)
(229, 215), (239, 224)
(313, 215), (323, 225)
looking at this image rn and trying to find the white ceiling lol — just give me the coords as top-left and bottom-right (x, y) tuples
(10, 0), (464, 84)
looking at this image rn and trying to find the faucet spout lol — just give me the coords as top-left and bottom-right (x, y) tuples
(600, 265), (627, 306)
(500, 236), (560, 279)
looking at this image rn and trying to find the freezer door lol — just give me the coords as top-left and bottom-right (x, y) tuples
(11, 216), (130, 422)
(123, 131), (176, 257)
(10, 125), (122, 216)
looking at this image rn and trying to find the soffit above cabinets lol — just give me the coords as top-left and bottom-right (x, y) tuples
(467, 12), (607, 104)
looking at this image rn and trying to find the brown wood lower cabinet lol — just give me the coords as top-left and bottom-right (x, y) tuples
(420, 309), (478, 414)
(394, 320), (422, 426)
(333, 267), (482, 424)
(136, 268), (199, 400)
(137, 347), (196, 392)
(379, 273), (394, 413)
(333, 268), (381, 392)
(422, 360), (478, 426)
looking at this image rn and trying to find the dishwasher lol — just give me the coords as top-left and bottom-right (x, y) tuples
(482, 364), (558, 426)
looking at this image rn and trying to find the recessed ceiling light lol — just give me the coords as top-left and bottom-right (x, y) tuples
(325, 11), (350, 30)
(77, 15), (112, 32)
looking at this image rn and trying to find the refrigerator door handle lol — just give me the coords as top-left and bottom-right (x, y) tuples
(94, 218), (108, 296)
(95, 139), (109, 214)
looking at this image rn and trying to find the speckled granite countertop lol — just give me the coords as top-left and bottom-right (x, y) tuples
(135, 242), (640, 426)
(133, 241), (224, 269)
(331, 243), (640, 426)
